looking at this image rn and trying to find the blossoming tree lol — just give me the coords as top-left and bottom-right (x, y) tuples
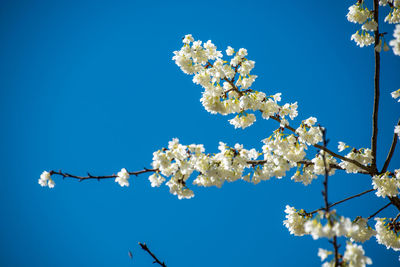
(39, 1), (400, 266)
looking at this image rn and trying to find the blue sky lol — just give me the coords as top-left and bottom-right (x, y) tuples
(1, 0), (400, 266)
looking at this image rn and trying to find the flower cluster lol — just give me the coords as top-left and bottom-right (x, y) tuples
(372, 171), (400, 198)
(173, 34), (298, 129)
(389, 24), (400, 55)
(38, 171), (55, 188)
(347, 3), (376, 47)
(318, 242), (372, 267)
(375, 218), (400, 250)
(285, 208), (375, 266)
(150, 138), (261, 199)
(383, 0), (400, 24)
(339, 148), (372, 173)
(342, 242), (373, 267)
(284, 208), (375, 243)
(115, 168), (130, 187)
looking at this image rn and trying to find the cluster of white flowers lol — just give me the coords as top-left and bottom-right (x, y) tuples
(342, 242), (373, 267)
(115, 168), (130, 187)
(390, 24), (400, 55)
(150, 138), (261, 199)
(347, 3), (376, 47)
(295, 117), (323, 145)
(372, 171), (400, 198)
(286, 208), (375, 266)
(375, 218), (400, 250)
(347, 4), (371, 24)
(348, 217), (377, 243)
(38, 171), (55, 188)
(348, 0), (400, 54)
(384, 0), (400, 24)
(304, 212), (360, 240)
(283, 205), (309, 236)
(351, 31), (375, 47)
(173, 34), (298, 129)
(318, 242), (372, 267)
(339, 148), (373, 173)
(284, 208), (375, 243)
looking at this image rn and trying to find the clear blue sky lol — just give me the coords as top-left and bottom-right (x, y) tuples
(1, 0), (400, 266)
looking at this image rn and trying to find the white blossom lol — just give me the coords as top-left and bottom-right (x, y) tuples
(343, 242), (372, 267)
(115, 168), (130, 187)
(389, 24), (400, 55)
(148, 173), (166, 187)
(351, 31), (374, 47)
(38, 171), (55, 188)
(182, 34), (194, 44)
(283, 205), (308, 236)
(229, 113), (256, 129)
(338, 141), (347, 152)
(372, 172), (400, 198)
(385, 8), (400, 24)
(362, 20), (378, 31)
(226, 46), (235, 56)
(347, 5), (370, 24)
(347, 217), (376, 243)
(375, 218), (400, 251)
(318, 248), (332, 262)
(339, 148), (372, 173)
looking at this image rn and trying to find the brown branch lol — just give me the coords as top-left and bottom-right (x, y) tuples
(381, 119), (400, 173)
(49, 168), (158, 182)
(367, 202), (391, 220)
(309, 188), (375, 215)
(371, 0), (381, 173)
(319, 127), (340, 267)
(321, 127), (330, 213)
(139, 242), (167, 267)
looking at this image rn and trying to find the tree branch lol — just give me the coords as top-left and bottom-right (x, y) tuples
(367, 202), (391, 220)
(371, 0), (381, 173)
(381, 119), (400, 173)
(319, 127), (340, 267)
(49, 168), (158, 182)
(309, 188), (375, 215)
(138, 242), (167, 267)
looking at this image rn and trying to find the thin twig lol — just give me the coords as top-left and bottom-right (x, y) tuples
(319, 127), (340, 267)
(309, 188), (375, 215)
(371, 0), (381, 174)
(49, 168), (158, 182)
(381, 118), (400, 173)
(367, 202), (391, 220)
(138, 242), (167, 267)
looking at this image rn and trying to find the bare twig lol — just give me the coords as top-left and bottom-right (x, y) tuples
(381, 119), (400, 173)
(49, 168), (158, 182)
(139, 242), (167, 267)
(309, 188), (375, 215)
(319, 127), (340, 267)
(367, 202), (391, 220)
